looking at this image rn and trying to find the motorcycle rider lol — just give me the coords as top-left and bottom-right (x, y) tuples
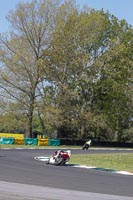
(47, 150), (62, 164)
(82, 139), (92, 150)
(53, 150), (64, 159)
(47, 149), (71, 165)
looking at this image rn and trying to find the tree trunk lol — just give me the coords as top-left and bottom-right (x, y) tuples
(27, 100), (35, 138)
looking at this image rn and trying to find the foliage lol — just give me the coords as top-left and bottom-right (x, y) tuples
(0, 0), (133, 141)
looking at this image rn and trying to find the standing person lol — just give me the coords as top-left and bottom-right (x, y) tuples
(82, 139), (92, 150)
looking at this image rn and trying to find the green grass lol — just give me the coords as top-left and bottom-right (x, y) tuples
(0, 144), (82, 149)
(0, 144), (83, 149)
(70, 153), (133, 173)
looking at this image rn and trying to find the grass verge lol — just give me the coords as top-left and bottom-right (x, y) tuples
(0, 144), (81, 149)
(70, 153), (133, 173)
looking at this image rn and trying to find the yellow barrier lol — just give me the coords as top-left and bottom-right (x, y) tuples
(0, 133), (24, 139)
(14, 138), (24, 145)
(38, 139), (48, 146)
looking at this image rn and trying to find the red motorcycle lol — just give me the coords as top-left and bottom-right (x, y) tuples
(47, 150), (71, 165)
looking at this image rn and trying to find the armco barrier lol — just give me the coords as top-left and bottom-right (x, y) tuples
(24, 138), (38, 145)
(0, 138), (14, 144)
(38, 139), (48, 146)
(14, 138), (24, 145)
(48, 139), (60, 146)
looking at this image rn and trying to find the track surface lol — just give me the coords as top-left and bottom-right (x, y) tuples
(0, 148), (133, 199)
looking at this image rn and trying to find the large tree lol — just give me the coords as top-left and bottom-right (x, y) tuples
(42, 8), (133, 140)
(41, 7), (107, 138)
(92, 14), (133, 141)
(0, 0), (60, 137)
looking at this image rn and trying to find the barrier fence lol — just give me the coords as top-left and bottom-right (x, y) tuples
(0, 134), (60, 146)
(0, 138), (14, 144)
(0, 133), (133, 147)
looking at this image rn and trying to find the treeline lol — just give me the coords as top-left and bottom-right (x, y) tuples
(0, 0), (133, 142)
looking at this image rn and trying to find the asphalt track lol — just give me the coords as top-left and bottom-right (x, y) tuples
(0, 148), (133, 200)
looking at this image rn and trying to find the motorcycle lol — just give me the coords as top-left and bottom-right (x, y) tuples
(47, 149), (71, 166)
(82, 139), (92, 150)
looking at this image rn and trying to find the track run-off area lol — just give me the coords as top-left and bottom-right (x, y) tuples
(0, 148), (133, 200)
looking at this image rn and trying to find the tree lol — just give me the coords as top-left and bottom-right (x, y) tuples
(0, 103), (27, 134)
(42, 8), (133, 140)
(0, 0), (60, 137)
(42, 8), (110, 137)
(91, 14), (133, 141)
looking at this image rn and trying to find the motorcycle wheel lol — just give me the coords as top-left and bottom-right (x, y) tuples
(46, 159), (50, 164)
(55, 157), (65, 165)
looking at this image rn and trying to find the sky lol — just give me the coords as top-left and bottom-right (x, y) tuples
(0, 0), (132, 33)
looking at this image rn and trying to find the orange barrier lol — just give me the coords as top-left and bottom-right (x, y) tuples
(14, 138), (24, 145)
